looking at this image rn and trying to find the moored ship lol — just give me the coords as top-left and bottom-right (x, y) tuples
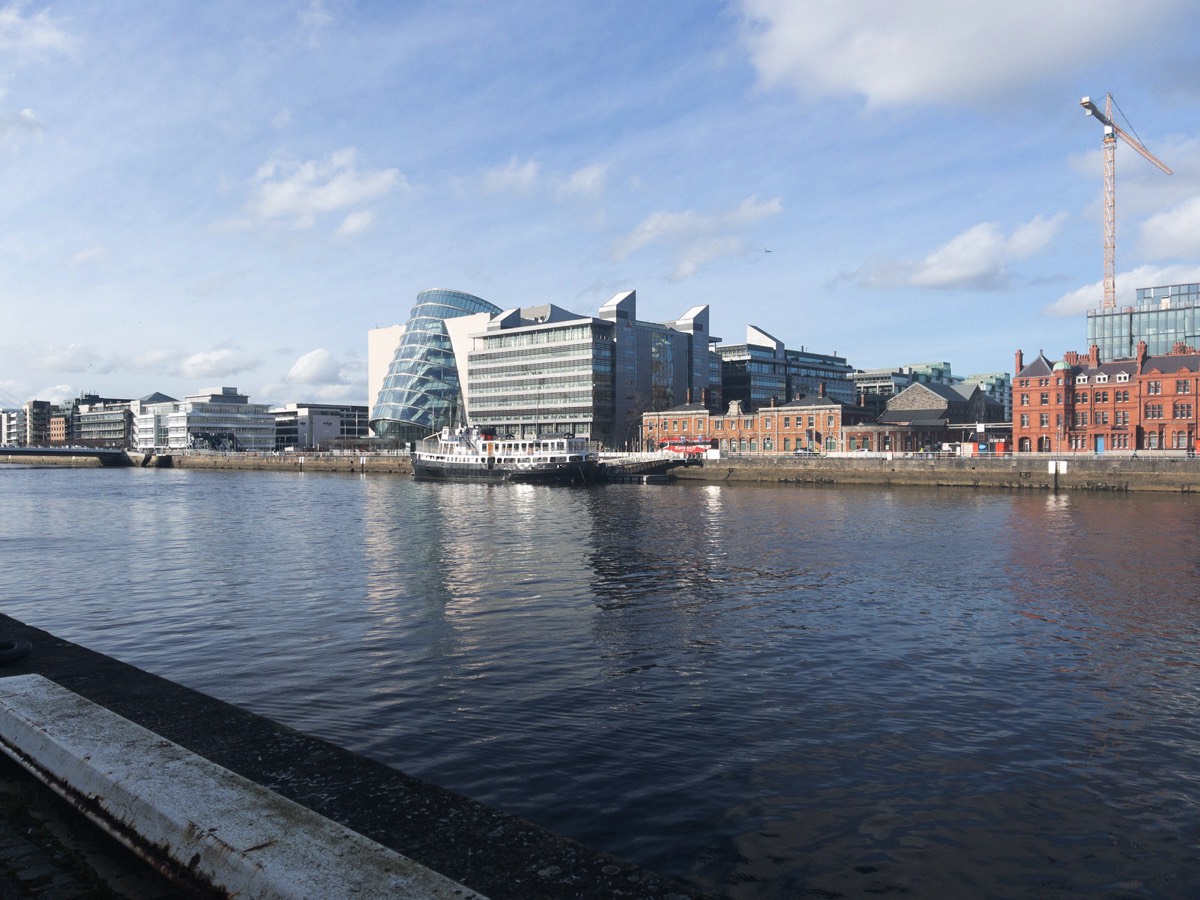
(411, 426), (599, 483)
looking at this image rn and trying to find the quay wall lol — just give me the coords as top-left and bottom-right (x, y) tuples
(0, 453), (105, 468)
(7, 450), (1200, 492)
(151, 451), (414, 475)
(674, 454), (1200, 493)
(0, 614), (702, 899)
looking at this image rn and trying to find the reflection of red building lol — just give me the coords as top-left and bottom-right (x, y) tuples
(1013, 343), (1200, 453)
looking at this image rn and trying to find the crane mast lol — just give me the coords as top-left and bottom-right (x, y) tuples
(1080, 94), (1172, 309)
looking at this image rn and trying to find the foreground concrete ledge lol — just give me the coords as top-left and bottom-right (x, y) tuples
(0, 673), (483, 899)
(0, 615), (703, 899)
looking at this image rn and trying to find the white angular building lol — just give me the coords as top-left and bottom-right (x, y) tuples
(165, 387), (274, 451)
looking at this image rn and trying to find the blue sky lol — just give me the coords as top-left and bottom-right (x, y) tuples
(2, 1), (1200, 407)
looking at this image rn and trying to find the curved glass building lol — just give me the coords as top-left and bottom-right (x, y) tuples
(370, 289), (501, 444)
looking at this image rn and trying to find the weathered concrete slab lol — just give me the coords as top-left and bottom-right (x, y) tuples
(0, 615), (705, 899)
(0, 674), (484, 899)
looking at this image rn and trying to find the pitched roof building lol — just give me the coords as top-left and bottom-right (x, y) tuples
(1012, 343), (1200, 454)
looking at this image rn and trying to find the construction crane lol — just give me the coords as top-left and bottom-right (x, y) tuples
(1080, 94), (1172, 308)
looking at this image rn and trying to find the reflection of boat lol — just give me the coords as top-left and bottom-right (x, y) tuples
(412, 426), (599, 484)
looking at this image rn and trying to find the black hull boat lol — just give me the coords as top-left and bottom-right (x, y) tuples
(411, 427), (599, 484)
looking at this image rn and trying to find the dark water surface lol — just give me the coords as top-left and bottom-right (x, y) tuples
(2, 466), (1199, 898)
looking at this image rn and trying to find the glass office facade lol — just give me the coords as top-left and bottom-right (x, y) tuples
(370, 289), (501, 444)
(1087, 282), (1200, 359)
(466, 319), (615, 440)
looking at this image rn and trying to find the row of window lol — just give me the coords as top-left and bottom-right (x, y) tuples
(647, 413), (838, 433)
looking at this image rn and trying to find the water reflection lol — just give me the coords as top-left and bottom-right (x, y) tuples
(4, 470), (1200, 898)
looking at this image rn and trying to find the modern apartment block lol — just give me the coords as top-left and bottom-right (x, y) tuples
(0, 409), (24, 446)
(1087, 282), (1200, 359)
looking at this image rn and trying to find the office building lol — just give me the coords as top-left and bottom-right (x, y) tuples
(166, 387), (274, 451)
(370, 289), (502, 445)
(271, 403), (370, 450)
(717, 326), (854, 410)
(1086, 281), (1200, 359)
(370, 288), (715, 449)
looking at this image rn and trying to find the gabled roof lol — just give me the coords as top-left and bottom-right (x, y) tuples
(1016, 352), (1056, 379)
(139, 392), (177, 403)
(1140, 352), (1200, 376)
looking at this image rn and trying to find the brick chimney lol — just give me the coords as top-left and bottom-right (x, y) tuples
(1088, 344), (1100, 368)
(819, 381), (826, 398)
(1136, 340), (1148, 371)
(1014, 349), (1024, 374)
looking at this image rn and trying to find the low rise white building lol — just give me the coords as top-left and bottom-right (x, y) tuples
(166, 387), (274, 451)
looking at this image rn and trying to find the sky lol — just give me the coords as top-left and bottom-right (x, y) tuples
(2, 0), (1200, 408)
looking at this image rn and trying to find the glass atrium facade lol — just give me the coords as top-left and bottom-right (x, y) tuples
(1087, 282), (1200, 360)
(370, 289), (501, 444)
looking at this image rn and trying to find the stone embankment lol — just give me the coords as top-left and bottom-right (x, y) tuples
(129, 450), (414, 475)
(674, 453), (1200, 492)
(8, 449), (1200, 492)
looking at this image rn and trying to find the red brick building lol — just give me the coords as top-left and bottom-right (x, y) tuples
(1013, 342), (1200, 453)
(642, 388), (872, 453)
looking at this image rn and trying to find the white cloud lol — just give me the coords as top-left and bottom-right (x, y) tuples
(737, 0), (1184, 107)
(178, 346), (259, 379)
(261, 349), (365, 404)
(555, 163), (608, 200)
(1043, 264), (1200, 318)
(70, 245), (105, 266)
(0, 107), (44, 146)
(613, 195), (782, 280)
(246, 148), (405, 229)
(848, 214), (1066, 290)
(1138, 196), (1200, 259)
(34, 383), (74, 405)
(911, 214), (1066, 289)
(0, 4), (74, 55)
(483, 156), (541, 194)
(33, 343), (108, 373)
(299, 0), (333, 35)
(130, 349), (175, 371)
(336, 210), (374, 236)
(285, 348), (342, 384)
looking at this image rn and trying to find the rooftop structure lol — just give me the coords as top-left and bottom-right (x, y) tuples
(1086, 282), (1200, 360)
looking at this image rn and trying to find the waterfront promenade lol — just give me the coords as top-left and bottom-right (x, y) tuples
(0, 615), (705, 899)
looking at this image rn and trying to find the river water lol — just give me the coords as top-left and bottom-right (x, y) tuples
(2, 466), (1198, 898)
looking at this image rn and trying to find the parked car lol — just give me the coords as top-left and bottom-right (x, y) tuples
(793, 448), (820, 456)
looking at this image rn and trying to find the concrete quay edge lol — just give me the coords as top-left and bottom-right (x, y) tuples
(672, 454), (1200, 492)
(0, 615), (707, 900)
(0, 673), (484, 899)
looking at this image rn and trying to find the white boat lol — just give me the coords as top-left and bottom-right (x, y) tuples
(411, 426), (599, 484)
